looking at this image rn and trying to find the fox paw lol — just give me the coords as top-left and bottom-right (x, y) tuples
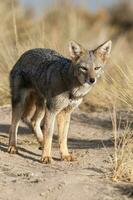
(8, 146), (18, 154)
(41, 156), (52, 164)
(61, 154), (75, 161)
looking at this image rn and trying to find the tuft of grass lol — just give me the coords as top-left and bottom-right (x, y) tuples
(110, 105), (133, 182)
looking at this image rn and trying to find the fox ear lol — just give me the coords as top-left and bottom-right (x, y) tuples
(94, 40), (112, 62)
(69, 41), (83, 59)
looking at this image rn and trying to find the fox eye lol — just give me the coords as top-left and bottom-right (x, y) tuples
(95, 66), (101, 70)
(80, 66), (87, 71)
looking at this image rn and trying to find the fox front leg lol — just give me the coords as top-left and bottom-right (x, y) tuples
(57, 110), (75, 161)
(41, 108), (56, 164)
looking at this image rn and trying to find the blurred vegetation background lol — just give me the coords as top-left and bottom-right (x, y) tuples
(0, 0), (133, 111)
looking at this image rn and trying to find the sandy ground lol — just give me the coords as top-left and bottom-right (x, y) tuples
(0, 105), (132, 200)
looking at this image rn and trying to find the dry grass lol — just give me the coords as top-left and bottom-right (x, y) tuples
(0, 0), (132, 182)
(110, 105), (133, 182)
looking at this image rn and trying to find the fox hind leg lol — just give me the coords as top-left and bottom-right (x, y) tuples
(21, 92), (45, 148)
(21, 91), (36, 128)
(8, 90), (27, 153)
(31, 97), (45, 148)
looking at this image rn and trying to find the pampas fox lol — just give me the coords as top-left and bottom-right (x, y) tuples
(8, 40), (112, 163)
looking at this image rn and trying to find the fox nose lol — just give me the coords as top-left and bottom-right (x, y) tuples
(90, 78), (95, 83)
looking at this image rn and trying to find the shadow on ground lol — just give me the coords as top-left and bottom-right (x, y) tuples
(115, 184), (133, 199)
(0, 136), (113, 163)
(0, 132), (113, 150)
(72, 113), (133, 130)
(0, 141), (40, 162)
(0, 124), (31, 135)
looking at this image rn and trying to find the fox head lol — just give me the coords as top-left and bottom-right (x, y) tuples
(69, 40), (112, 85)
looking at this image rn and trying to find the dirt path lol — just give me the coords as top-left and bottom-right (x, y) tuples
(0, 106), (132, 200)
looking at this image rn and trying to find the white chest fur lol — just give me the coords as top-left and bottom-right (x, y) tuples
(65, 98), (82, 112)
(65, 84), (92, 112)
(52, 84), (92, 113)
(71, 83), (92, 98)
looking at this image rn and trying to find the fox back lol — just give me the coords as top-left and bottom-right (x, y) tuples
(10, 40), (112, 106)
